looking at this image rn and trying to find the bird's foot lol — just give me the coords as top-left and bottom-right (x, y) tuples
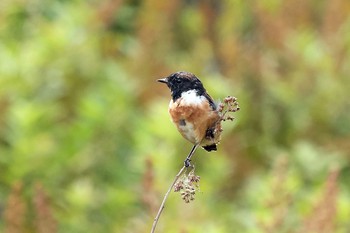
(184, 158), (192, 168)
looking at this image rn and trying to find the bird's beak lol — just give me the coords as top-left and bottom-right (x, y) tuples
(157, 78), (168, 84)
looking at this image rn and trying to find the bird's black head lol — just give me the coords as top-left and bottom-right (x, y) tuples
(158, 71), (206, 101)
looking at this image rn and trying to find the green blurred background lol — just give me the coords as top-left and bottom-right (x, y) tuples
(1, 0), (350, 232)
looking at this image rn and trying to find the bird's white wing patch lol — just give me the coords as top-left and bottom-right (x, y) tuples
(180, 90), (205, 106)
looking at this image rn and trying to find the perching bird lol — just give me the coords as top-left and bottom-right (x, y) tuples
(158, 71), (222, 167)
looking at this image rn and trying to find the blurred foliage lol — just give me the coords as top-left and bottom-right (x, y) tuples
(1, 0), (350, 232)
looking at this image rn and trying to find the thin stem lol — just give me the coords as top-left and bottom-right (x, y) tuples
(150, 144), (200, 233)
(150, 165), (185, 233)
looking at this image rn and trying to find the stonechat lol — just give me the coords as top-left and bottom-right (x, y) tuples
(158, 71), (222, 167)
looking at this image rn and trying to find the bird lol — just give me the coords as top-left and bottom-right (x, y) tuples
(158, 71), (222, 167)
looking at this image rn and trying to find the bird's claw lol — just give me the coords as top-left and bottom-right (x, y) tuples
(184, 159), (192, 168)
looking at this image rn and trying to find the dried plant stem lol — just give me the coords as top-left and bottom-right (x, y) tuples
(150, 165), (186, 233)
(151, 144), (199, 233)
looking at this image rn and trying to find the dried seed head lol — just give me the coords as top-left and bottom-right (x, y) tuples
(218, 95), (240, 122)
(174, 169), (201, 203)
(174, 180), (184, 192)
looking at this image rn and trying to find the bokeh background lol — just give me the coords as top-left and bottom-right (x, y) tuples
(1, 0), (350, 232)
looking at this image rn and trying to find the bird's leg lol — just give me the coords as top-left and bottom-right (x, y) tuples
(184, 144), (200, 167)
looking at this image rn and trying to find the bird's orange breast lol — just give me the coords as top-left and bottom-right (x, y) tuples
(168, 97), (221, 145)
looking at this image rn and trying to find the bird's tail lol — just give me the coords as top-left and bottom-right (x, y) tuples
(202, 144), (217, 152)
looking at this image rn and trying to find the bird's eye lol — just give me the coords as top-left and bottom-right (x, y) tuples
(176, 79), (182, 84)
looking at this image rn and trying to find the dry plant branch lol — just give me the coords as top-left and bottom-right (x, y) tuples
(150, 144), (199, 233)
(150, 165), (186, 233)
(151, 96), (239, 233)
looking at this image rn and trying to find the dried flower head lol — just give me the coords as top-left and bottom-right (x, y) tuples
(174, 169), (201, 203)
(218, 96), (240, 121)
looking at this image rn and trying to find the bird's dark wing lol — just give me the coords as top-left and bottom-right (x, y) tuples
(204, 92), (217, 110)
